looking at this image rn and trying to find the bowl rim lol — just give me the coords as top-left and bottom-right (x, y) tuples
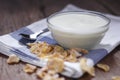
(47, 11), (111, 34)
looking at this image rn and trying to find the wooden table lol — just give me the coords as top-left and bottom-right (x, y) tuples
(0, 0), (120, 80)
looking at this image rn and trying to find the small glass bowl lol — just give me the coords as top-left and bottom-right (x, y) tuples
(47, 11), (110, 49)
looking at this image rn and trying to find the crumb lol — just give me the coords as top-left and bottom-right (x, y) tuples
(97, 63), (110, 72)
(23, 64), (37, 73)
(7, 54), (20, 64)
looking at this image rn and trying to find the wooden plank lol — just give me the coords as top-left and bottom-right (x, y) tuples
(0, 0), (44, 35)
(43, 0), (110, 16)
(96, 0), (120, 15)
(70, 0), (110, 13)
(43, 0), (71, 16)
(0, 54), (37, 80)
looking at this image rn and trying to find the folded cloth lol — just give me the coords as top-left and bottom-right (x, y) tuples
(0, 4), (120, 78)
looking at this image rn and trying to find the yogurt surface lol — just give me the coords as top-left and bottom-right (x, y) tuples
(49, 13), (108, 33)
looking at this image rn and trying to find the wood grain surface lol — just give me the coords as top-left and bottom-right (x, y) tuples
(0, 0), (120, 80)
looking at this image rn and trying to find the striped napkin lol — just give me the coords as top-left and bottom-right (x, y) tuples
(0, 4), (120, 78)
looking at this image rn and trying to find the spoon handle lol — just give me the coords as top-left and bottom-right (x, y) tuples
(37, 28), (49, 37)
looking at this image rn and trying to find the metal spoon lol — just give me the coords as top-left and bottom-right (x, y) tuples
(19, 28), (49, 40)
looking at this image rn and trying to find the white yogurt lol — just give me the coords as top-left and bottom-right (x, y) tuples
(49, 12), (108, 34)
(47, 12), (110, 49)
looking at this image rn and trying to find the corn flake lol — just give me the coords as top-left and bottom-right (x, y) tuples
(47, 58), (64, 73)
(37, 70), (47, 79)
(74, 48), (88, 54)
(97, 63), (110, 72)
(7, 54), (20, 64)
(23, 64), (37, 73)
(80, 58), (95, 76)
(54, 45), (64, 52)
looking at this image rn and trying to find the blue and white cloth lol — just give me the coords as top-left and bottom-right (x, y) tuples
(0, 4), (120, 78)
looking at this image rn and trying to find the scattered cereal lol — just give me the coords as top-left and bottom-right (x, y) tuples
(28, 42), (92, 79)
(69, 49), (82, 57)
(41, 44), (53, 53)
(40, 66), (48, 72)
(47, 58), (64, 73)
(36, 67), (49, 79)
(112, 76), (120, 80)
(37, 70), (47, 79)
(6, 41), (113, 79)
(7, 54), (20, 64)
(65, 51), (77, 62)
(36, 67), (65, 80)
(74, 48), (88, 54)
(28, 42), (89, 63)
(48, 70), (57, 75)
(97, 63), (110, 72)
(53, 45), (64, 52)
(23, 64), (37, 73)
(80, 58), (95, 76)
